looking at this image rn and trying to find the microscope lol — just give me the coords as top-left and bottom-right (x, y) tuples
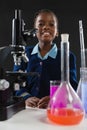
(0, 9), (37, 121)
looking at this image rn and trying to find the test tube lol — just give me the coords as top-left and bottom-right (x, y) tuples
(79, 20), (86, 67)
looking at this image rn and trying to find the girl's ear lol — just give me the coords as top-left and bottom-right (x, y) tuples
(56, 32), (58, 37)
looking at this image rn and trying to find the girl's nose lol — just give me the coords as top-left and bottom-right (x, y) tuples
(43, 24), (50, 30)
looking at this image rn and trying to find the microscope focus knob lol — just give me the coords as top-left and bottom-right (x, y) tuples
(0, 79), (10, 90)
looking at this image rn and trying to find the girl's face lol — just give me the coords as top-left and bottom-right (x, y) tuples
(34, 12), (58, 44)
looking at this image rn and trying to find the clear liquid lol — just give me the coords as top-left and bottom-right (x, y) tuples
(82, 81), (87, 113)
(47, 108), (84, 125)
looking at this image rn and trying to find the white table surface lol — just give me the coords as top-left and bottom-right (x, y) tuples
(0, 107), (87, 130)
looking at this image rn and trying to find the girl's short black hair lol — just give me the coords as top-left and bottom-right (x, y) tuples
(34, 9), (58, 25)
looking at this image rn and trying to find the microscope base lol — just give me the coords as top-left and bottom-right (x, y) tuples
(0, 99), (25, 121)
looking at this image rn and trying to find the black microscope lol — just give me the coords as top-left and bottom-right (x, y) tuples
(0, 9), (37, 121)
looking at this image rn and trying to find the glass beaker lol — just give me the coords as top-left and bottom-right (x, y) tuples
(47, 34), (85, 125)
(50, 80), (60, 98)
(77, 49), (87, 98)
(77, 68), (87, 113)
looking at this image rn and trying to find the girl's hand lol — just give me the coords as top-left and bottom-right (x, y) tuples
(25, 97), (40, 107)
(37, 96), (50, 109)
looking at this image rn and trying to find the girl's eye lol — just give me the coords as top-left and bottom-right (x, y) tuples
(38, 23), (44, 26)
(49, 23), (55, 27)
(37, 22), (55, 27)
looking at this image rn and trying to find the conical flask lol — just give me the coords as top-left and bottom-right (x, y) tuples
(47, 34), (85, 125)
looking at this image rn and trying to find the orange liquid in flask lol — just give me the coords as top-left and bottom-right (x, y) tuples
(47, 108), (84, 125)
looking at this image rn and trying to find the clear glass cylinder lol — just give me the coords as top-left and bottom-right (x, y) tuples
(77, 49), (87, 114)
(77, 67), (87, 113)
(47, 34), (85, 125)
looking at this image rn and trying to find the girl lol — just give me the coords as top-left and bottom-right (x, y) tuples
(14, 9), (78, 108)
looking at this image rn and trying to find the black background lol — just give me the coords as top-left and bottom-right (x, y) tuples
(0, 0), (87, 81)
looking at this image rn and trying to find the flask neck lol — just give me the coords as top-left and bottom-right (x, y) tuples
(61, 41), (69, 83)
